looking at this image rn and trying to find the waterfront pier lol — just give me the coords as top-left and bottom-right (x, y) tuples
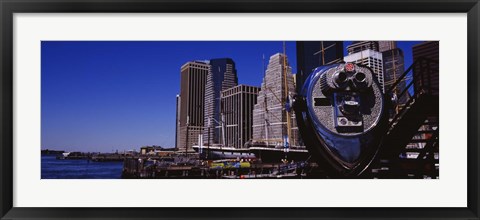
(121, 155), (319, 179)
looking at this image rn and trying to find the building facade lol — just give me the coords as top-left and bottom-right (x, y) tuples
(220, 85), (260, 148)
(176, 61), (210, 152)
(344, 48), (385, 93)
(175, 94), (180, 150)
(252, 53), (301, 147)
(383, 48), (407, 106)
(412, 41), (439, 96)
(412, 41), (439, 151)
(347, 41), (379, 54)
(378, 41), (397, 52)
(296, 41), (344, 93)
(203, 58), (238, 146)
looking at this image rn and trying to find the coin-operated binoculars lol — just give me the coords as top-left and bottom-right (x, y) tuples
(293, 63), (389, 177)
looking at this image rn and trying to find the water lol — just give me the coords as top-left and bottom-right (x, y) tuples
(41, 155), (123, 179)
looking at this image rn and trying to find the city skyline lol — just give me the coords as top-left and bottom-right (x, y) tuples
(42, 41), (420, 153)
(42, 41), (297, 152)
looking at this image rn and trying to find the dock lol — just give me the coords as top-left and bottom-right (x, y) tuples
(121, 156), (320, 179)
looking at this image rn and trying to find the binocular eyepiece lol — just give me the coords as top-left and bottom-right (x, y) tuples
(294, 62), (389, 177)
(329, 65), (373, 91)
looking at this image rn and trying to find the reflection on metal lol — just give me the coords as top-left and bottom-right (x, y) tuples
(294, 63), (389, 177)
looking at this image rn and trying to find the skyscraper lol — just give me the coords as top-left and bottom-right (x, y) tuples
(378, 41), (397, 52)
(221, 84), (260, 148)
(175, 94), (180, 149)
(296, 41), (344, 92)
(412, 41), (439, 96)
(176, 61), (210, 152)
(347, 41), (379, 54)
(412, 41), (439, 151)
(203, 58), (238, 146)
(344, 42), (385, 92)
(383, 47), (407, 106)
(252, 53), (300, 147)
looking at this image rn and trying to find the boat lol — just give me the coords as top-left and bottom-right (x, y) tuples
(192, 145), (256, 160)
(55, 152), (89, 160)
(246, 142), (311, 163)
(209, 159), (251, 169)
(56, 152), (70, 160)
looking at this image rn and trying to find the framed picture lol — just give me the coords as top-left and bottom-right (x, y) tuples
(1, 0), (479, 219)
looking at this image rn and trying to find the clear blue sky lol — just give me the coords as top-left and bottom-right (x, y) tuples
(41, 41), (296, 152)
(41, 41), (419, 153)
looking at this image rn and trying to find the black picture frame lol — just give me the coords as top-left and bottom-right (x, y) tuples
(1, 0), (479, 219)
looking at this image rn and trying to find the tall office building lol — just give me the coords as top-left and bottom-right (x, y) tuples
(378, 41), (397, 52)
(176, 61), (210, 152)
(175, 94), (180, 149)
(412, 41), (439, 151)
(203, 58), (238, 146)
(412, 41), (439, 96)
(347, 41), (379, 54)
(383, 48), (407, 105)
(221, 85), (260, 148)
(252, 53), (301, 147)
(344, 42), (385, 92)
(296, 41), (344, 93)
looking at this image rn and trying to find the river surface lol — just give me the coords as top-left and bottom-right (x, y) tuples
(41, 155), (123, 179)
